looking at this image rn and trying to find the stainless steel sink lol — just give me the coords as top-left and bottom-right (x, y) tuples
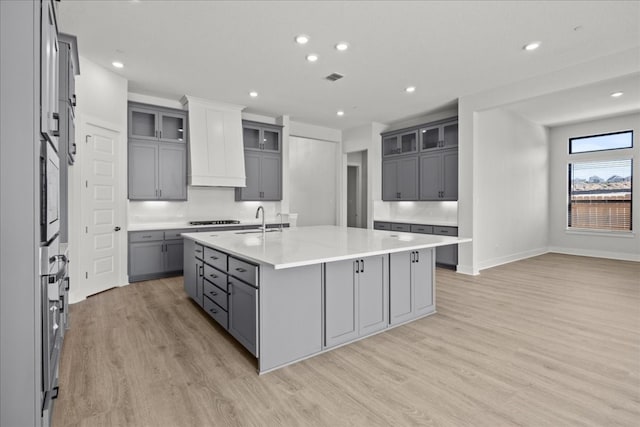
(235, 229), (281, 235)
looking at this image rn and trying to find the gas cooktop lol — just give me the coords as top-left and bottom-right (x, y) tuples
(189, 220), (241, 226)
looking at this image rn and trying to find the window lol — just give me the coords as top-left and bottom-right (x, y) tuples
(568, 157), (632, 232)
(569, 130), (633, 154)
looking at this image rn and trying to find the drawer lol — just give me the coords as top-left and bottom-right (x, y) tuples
(129, 230), (164, 242)
(194, 243), (204, 260)
(204, 247), (227, 271)
(203, 296), (228, 329)
(410, 224), (434, 234)
(203, 263), (228, 291)
(203, 279), (228, 311)
(433, 226), (458, 236)
(373, 221), (391, 231)
(391, 223), (411, 232)
(228, 256), (258, 287)
(164, 229), (191, 240)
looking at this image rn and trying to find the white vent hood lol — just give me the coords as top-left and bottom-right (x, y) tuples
(181, 95), (246, 187)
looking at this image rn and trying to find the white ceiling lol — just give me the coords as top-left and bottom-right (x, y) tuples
(58, 1), (640, 130)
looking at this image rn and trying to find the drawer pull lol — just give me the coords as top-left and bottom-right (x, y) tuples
(142, 235), (152, 238)
(209, 291), (218, 296)
(195, 249), (202, 253)
(209, 273), (218, 279)
(209, 308), (218, 314)
(210, 256), (219, 260)
(235, 267), (247, 273)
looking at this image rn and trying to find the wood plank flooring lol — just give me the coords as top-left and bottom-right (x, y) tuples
(52, 253), (640, 426)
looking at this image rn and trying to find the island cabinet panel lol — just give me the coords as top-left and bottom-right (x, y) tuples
(324, 255), (388, 349)
(228, 277), (258, 356)
(183, 240), (203, 307)
(324, 260), (358, 347)
(390, 248), (435, 325)
(259, 264), (322, 372)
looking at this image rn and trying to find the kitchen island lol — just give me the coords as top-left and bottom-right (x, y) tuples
(182, 225), (470, 374)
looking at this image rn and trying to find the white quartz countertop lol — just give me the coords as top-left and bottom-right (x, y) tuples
(183, 225), (471, 270)
(128, 219), (280, 231)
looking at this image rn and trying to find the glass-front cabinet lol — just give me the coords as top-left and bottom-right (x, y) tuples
(382, 130), (418, 157)
(242, 120), (281, 152)
(420, 120), (458, 152)
(128, 102), (187, 144)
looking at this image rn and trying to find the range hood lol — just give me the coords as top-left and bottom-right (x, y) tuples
(181, 95), (246, 187)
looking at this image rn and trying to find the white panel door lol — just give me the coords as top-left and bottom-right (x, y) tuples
(81, 122), (121, 296)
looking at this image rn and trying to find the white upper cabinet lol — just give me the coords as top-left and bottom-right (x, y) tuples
(181, 95), (246, 187)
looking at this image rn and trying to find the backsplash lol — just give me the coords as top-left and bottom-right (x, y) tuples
(128, 186), (283, 225)
(373, 200), (458, 225)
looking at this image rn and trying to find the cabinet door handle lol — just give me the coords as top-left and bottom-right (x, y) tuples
(72, 94), (77, 107)
(159, 189), (162, 198)
(355, 260), (359, 274)
(159, 130), (162, 139)
(416, 251), (419, 262)
(52, 112), (60, 137)
(235, 267), (246, 273)
(360, 259), (364, 273)
(199, 265), (204, 276)
(411, 252), (415, 263)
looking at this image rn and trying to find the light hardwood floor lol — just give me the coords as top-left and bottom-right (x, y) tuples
(52, 254), (640, 427)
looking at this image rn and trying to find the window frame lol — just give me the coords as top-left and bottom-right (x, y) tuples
(566, 130), (634, 233)
(568, 129), (633, 154)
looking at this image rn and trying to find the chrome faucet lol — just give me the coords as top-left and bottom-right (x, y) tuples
(255, 206), (265, 238)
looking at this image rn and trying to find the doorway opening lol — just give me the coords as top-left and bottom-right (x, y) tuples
(347, 150), (368, 228)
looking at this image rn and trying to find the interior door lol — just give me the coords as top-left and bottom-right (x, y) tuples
(81, 122), (121, 296)
(347, 166), (358, 227)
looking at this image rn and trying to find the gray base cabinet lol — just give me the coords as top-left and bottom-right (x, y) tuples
(128, 230), (189, 282)
(390, 248), (434, 325)
(374, 221), (458, 268)
(325, 255), (387, 348)
(228, 276), (258, 356)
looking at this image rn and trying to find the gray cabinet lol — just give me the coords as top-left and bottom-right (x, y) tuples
(390, 248), (434, 325)
(128, 103), (187, 144)
(420, 120), (458, 151)
(325, 255), (387, 348)
(128, 141), (187, 200)
(382, 129), (418, 156)
(128, 230), (188, 282)
(374, 221), (459, 268)
(40, 0), (59, 145)
(183, 239), (199, 303)
(419, 148), (458, 201)
(382, 156), (419, 201)
(128, 102), (187, 201)
(236, 121), (283, 201)
(228, 276), (258, 356)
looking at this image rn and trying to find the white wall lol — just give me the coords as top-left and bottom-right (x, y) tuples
(458, 48), (639, 274)
(289, 136), (338, 226)
(475, 108), (549, 270)
(70, 56), (128, 302)
(548, 112), (640, 261)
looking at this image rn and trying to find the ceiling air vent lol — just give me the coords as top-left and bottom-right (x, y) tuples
(325, 73), (344, 82)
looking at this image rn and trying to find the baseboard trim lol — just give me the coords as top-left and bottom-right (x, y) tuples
(547, 246), (640, 262)
(478, 247), (548, 271)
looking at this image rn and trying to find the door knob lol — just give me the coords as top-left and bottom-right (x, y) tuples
(114, 226), (121, 232)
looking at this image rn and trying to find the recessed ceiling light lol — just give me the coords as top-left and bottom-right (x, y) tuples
(112, 61), (124, 68)
(295, 34), (309, 45)
(335, 42), (349, 51)
(306, 54), (319, 62)
(523, 41), (541, 51)
(337, 110), (345, 116)
(405, 86), (416, 93)
(610, 91), (624, 98)
(249, 91), (258, 98)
